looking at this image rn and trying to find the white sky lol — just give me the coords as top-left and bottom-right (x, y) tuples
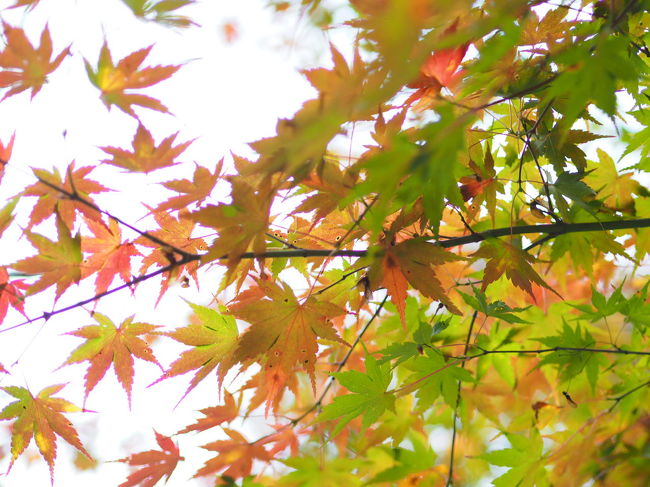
(0, 1), (347, 485)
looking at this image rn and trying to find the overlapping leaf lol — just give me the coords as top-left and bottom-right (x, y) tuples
(194, 428), (271, 479)
(121, 0), (197, 28)
(117, 431), (182, 487)
(0, 23), (69, 100)
(81, 217), (140, 294)
(85, 43), (180, 117)
(190, 178), (272, 283)
(12, 215), (82, 299)
(63, 313), (160, 405)
(473, 238), (559, 299)
(229, 280), (347, 395)
(137, 209), (204, 299)
(317, 354), (395, 435)
(0, 384), (90, 479)
(155, 161), (220, 212)
(0, 266), (28, 324)
(158, 302), (238, 400)
(368, 239), (462, 328)
(22, 162), (109, 229)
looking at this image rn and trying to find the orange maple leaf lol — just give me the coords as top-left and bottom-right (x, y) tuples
(0, 23), (70, 100)
(101, 124), (193, 173)
(368, 239), (463, 328)
(8, 0), (42, 10)
(85, 43), (180, 117)
(157, 302), (238, 401)
(0, 266), (28, 324)
(22, 161), (109, 229)
(0, 132), (15, 184)
(137, 209), (205, 300)
(229, 280), (347, 397)
(155, 162), (221, 212)
(81, 217), (141, 295)
(12, 215), (82, 299)
(177, 390), (238, 434)
(117, 431), (183, 487)
(190, 178), (272, 284)
(473, 239), (560, 299)
(63, 313), (160, 406)
(405, 23), (469, 107)
(194, 428), (271, 479)
(0, 384), (91, 480)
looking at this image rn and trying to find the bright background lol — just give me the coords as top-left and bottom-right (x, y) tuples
(0, 1), (352, 485)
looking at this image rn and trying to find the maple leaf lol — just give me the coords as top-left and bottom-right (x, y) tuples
(292, 159), (358, 224)
(8, 0), (42, 9)
(194, 428), (271, 479)
(585, 148), (641, 211)
(81, 217), (141, 295)
(22, 161), (109, 229)
(368, 239), (463, 328)
(405, 23), (469, 108)
(0, 132), (15, 184)
(137, 209), (204, 300)
(473, 239), (560, 299)
(0, 196), (18, 239)
(190, 177), (272, 284)
(0, 384), (90, 479)
(229, 280), (347, 394)
(63, 313), (160, 406)
(158, 302), (238, 400)
(459, 146), (503, 224)
(0, 266), (28, 324)
(12, 215), (82, 299)
(155, 161), (220, 212)
(177, 390), (238, 434)
(0, 23), (70, 100)
(117, 431), (182, 487)
(121, 0), (198, 28)
(101, 124), (193, 173)
(85, 43), (180, 117)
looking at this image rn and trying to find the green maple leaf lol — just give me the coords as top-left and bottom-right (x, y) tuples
(316, 354), (395, 436)
(481, 431), (548, 487)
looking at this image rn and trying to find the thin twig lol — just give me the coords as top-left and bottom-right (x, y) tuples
(607, 379), (650, 412)
(447, 310), (478, 487)
(249, 295), (388, 446)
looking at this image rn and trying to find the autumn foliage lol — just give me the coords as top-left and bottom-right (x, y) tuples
(1, 1), (650, 486)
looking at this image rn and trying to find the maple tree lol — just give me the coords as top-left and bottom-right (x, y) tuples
(1, 0), (650, 486)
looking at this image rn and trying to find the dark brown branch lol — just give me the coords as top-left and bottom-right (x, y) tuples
(232, 218), (650, 259)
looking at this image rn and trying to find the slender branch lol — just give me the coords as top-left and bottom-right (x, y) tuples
(232, 218), (650, 259)
(466, 346), (650, 358)
(447, 310), (478, 487)
(607, 379), (650, 412)
(249, 295), (388, 446)
(0, 254), (197, 334)
(290, 295), (388, 424)
(28, 170), (197, 260)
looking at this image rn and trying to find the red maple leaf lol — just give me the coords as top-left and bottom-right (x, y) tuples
(0, 266), (28, 324)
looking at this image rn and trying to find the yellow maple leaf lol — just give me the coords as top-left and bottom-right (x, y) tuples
(85, 42), (180, 117)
